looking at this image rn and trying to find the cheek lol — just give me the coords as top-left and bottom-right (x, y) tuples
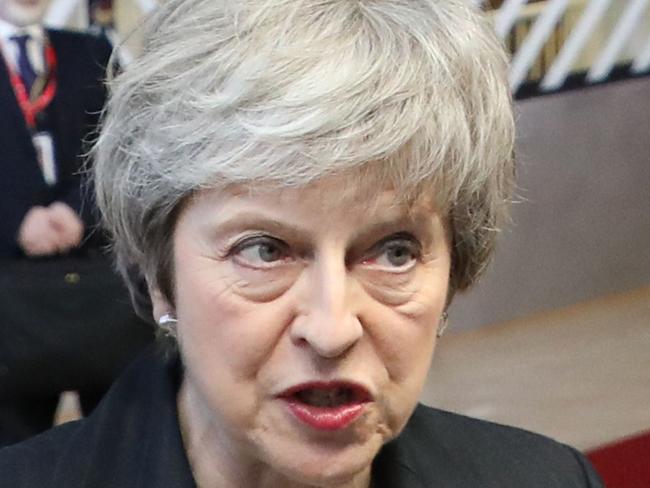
(360, 304), (438, 437)
(361, 275), (444, 399)
(362, 281), (445, 373)
(174, 255), (292, 380)
(372, 306), (438, 384)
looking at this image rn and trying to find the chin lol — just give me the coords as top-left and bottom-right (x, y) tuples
(278, 458), (371, 487)
(3, 4), (48, 26)
(258, 433), (382, 487)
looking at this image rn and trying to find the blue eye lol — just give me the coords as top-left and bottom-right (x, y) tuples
(232, 236), (291, 267)
(364, 235), (420, 271)
(382, 242), (416, 267)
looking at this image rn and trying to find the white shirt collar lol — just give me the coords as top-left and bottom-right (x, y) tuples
(0, 18), (46, 73)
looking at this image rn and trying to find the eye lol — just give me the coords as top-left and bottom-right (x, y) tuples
(231, 236), (292, 269)
(362, 234), (420, 272)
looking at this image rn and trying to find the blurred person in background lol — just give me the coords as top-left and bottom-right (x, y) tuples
(88, 0), (114, 32)
(0, 0), (105, 259)
(0, 0), (603, 486)
(0, 0), (152, 446)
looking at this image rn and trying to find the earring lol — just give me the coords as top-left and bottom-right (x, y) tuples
(157, 313), (178, 338)
(437, 311), (449, 338)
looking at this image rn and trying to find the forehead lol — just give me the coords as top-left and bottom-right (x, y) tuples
(191, 173), (439, 222)
(177, 179), (444, 253)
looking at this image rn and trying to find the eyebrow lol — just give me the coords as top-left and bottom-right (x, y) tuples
(349, 212), (438, 250)
(207, 213), (306, 241)
(207, 210), (438, 249)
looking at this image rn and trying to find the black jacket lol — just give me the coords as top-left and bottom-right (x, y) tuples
(0, 341), (604, 487)
(0, 28), (111, 258)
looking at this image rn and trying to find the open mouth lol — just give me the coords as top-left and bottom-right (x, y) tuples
(279, 382), (372, 431)
(293, 387), (363, 407)
(281, 382), (371, 407)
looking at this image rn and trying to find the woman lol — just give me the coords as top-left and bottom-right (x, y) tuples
(0, 0), (603, 486)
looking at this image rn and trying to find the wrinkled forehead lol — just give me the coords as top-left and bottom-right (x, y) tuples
(208, 170), (442, 222)
(179, 173), (444, 250)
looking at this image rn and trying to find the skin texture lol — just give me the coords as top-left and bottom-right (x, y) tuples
(151, 176), (451, 488)
(0, 0), (51, 27)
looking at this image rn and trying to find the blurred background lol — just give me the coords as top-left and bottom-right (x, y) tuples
(33, 0), (650, 484)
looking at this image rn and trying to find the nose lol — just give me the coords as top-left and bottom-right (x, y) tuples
(290, 252), (362, 358)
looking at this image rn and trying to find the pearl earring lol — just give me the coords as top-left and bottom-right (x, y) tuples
(157, 313), (178, 338)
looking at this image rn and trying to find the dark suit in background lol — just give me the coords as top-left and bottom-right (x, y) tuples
(0, 29), (109, 256)
(0, 29), (153, 446)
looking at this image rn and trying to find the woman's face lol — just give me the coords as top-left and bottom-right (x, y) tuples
(154, 175), (451, 486)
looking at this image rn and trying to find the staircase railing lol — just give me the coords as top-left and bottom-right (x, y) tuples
(44, 0), (650, 98)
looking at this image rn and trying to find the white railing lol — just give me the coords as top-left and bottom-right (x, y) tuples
(586, 0), (649, 82)
(493, 0), (650, 94)
(508, 0), (571, 90)
(496, 0), (531, 38)
(44, 0), (650, 96)
(541, 0), (612, 90)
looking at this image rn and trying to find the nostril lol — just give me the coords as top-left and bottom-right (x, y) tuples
(293, 336), (310, 348)
(289, 311), (363, 358)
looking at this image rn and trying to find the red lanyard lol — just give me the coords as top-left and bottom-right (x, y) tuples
(6, 43), (57, 129)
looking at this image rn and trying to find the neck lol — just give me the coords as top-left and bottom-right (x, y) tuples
(0, 17), (41, 31)
(177, 379), (372, 488)
(0, 18), (44, 45)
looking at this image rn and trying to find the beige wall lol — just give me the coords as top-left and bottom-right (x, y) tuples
(451, 77), (650, 329)
(112, 0), (146, 59)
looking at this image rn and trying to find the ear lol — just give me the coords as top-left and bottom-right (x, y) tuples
(148, 283), (174, 322)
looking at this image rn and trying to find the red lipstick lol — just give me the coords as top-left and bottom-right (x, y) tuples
(279, 381), (371, 431)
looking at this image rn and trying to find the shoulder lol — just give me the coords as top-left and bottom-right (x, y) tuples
(0, 342), (190, 488)
(47, 28), (113, 67)
(47, 28), (110, 48)
(386, 404), (604, 487)
(0, 421), (83, 486)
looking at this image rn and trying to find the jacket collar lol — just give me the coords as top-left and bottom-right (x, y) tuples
(52, 340), (196, 488)
(56, 339), (426, 488)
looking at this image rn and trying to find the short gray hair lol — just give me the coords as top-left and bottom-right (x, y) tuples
(93, 0), (515, 321)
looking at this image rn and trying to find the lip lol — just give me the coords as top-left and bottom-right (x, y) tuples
(278, 381), (372, 431)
